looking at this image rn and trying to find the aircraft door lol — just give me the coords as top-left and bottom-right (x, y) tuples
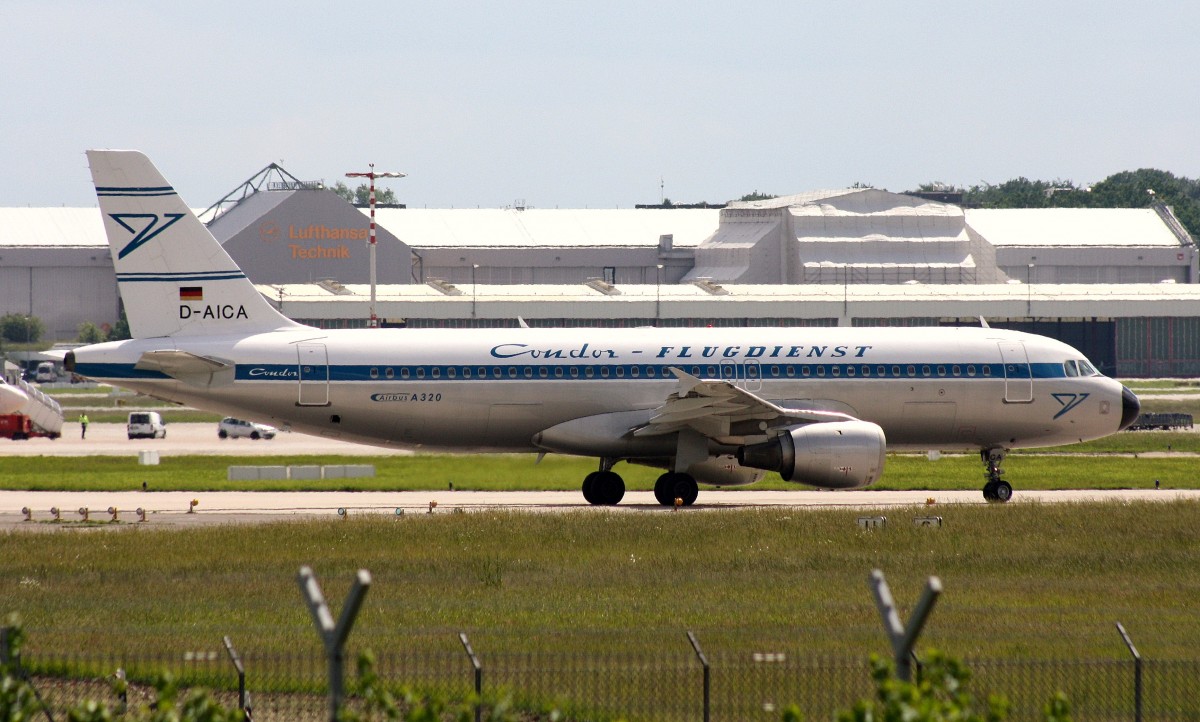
(297, 343), (330, 406)
(998, 341), (1033, 403)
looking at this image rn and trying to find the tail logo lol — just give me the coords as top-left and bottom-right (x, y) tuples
(111, 213), (185, 259)
(1052, 392), (1090, 419)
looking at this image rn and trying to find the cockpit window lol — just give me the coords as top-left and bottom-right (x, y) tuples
(1064, 360), (1079, 377)
(1078, 359), (1098, 376)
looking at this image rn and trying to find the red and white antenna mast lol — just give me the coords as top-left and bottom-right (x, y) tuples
(345, 164), (405, 328)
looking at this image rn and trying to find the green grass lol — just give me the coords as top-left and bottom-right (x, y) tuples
(0, 451), (1197, 492)
(2, 502), (1198, 663)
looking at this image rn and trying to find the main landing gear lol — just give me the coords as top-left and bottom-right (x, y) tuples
(653, 472), (698, 507)
(582, 459), (625, 505)
(579, 460), (701, 507)
(981, 448), (1013, 503)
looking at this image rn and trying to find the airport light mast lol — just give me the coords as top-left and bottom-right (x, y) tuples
(345, 164), (406, 328)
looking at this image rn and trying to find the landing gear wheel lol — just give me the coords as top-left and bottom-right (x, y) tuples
(654, 472), (698, 506)
(980, 448), (1013, 503)
(582, 470), (625, 506)
(582, 472), (600, 505)
(991, 480), (1013, 503)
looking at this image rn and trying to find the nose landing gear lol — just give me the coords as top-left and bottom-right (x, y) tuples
(981, 448), (1013, 502)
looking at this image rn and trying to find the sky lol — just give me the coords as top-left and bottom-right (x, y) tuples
(2, 1), (1198, 210)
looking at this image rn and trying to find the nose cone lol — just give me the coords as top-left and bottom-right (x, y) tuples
(1118, 386), (1141, 431)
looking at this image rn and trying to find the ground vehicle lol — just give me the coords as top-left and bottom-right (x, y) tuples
(127, 411), (166, 439)
(218, 417), (277, 440)
(35, 362), (57, 383)
(0, 413), (59, 440)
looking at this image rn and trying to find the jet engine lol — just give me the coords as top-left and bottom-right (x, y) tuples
(736, 421), (885, 489)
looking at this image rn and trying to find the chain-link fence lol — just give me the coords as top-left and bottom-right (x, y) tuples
(9, 633), (1200, 721)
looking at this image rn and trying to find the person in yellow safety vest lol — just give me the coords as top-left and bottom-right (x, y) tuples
(79, 413), (89, 439)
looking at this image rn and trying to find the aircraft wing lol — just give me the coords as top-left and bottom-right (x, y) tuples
(631, 368), (855, 444)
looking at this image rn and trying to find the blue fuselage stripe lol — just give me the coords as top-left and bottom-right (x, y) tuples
(74, 361), (1065, 383)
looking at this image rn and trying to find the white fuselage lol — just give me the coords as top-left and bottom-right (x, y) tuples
(70, 325), (1130, 454)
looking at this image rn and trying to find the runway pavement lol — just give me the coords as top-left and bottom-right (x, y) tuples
(2, 488), (1197, 530)
(3, 423), (1198, 530)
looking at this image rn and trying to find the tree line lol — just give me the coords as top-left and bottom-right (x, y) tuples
(913, 168), (1200, 238)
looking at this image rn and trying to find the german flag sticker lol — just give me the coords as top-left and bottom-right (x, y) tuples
(179, 286), (203, 301)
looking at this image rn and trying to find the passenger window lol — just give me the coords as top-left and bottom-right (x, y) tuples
(922, 365), (931, 377)
(601, 367), (610, 378)
(631, 366), (640, 378)
(401, 369), (410, 380)
(615, 367), (624, 378)
(802, 366), (811, 377)
(860, 365), (869, 377)
(585, 367), (594, 378)
(508, 367), (517, 379)
(937, 366), (946, 377)
(967, 365), (976, 377)
(786, 366), (795, 377)
(416, 368), (425, 380)
(538, 367), (548, 378)
(555, 367), (564, 378)
(492, 368), (501, 379)
(432, 368), (441, 379)
(464, 368), (472, 379)
(983, 366), (992, 376)
(907, 365), (916, 377)
(571, 367), (579, 378)
(817, 366), (826, 377)
(892, 365), (901, 377)
(523, 367), (533, 379)
(952, 365), (961, 376)
(370, 367), (379, 379)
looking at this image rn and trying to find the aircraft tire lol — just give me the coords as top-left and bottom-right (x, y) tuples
(582, 472), (600, 505)
(655, 472), (698, 506)
(653, 473), (675, 506)
(992, 481), (1013, 503)
(596, 471), (625, 505)
(982, 482), (997, 501)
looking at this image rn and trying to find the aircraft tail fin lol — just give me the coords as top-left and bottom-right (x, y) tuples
(87, 150), (304, 339)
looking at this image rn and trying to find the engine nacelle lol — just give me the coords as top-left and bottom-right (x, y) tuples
(736, 421), (885, 489)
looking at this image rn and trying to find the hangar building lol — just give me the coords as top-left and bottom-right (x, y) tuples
(1, 165), (1197, 377)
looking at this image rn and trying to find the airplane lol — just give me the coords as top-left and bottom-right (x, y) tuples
(67, 150), (1141, 504)
(0, 376), (29, 415)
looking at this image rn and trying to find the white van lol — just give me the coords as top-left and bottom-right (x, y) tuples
(127, 411), (166, 440)
(35, 362), (57, 383)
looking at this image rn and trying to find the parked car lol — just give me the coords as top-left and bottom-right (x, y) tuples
(218, 417), (277, 440)
(127, 411), (166, 440)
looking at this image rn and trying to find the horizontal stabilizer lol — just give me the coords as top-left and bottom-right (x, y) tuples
(135, 350), (235, 387)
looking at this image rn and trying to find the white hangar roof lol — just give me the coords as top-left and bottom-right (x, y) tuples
(966, 208), (1184, 247)
(0, 208), (106, 247)
(260, 281), (1200, 321)
(371, 208), (721, 248)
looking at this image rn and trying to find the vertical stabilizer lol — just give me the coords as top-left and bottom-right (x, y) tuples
(87, 150), (304, 339)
